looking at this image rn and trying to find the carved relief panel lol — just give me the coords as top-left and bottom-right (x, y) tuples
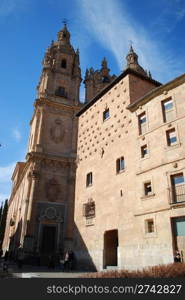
(50, 118), (65, 143)
(45, 178), (61, 202)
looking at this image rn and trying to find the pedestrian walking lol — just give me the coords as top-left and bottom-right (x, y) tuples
(174, 250), (181, 263)
(17, 247), (24, 269)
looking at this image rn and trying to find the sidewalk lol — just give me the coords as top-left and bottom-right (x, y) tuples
(0, 260), (89, 278)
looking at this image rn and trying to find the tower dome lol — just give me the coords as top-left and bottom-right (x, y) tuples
(126, 45), (147, 76)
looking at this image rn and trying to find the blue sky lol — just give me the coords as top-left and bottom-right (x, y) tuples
(0, 0), (185, 204)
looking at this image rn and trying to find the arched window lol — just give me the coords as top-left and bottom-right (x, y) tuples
(61, 59), (67, 69)
(55, 86), (67, 98)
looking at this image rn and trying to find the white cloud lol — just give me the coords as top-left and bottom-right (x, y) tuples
(77, 0), (183, 83)
(0, 163), (16, 184)
(12, 128), (22, 142)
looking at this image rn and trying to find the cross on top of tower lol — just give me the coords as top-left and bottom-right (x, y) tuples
(58, 19), (70, 43)
(62, 18), (68, 27)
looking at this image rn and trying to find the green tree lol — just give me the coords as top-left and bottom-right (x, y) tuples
(0, 199), (8, 248)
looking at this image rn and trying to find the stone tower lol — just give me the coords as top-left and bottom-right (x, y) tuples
(84, 57), (116, 103)
(3, 24), (82, 258)
(26, 24), (82, 255)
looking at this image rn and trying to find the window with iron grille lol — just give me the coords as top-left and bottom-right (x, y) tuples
(171, 173), (185, 203)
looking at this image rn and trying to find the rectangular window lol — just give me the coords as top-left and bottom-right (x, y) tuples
(162, 98), (174, 122)
(144, 181), (152, 196)
(86, 172), (93, 187)
(145, 219), (154, 233)
(138, 112), (147, 135)
(103, 109), (110, 121)
(166, 128), (177, 146)
(171, 173), (185, 203)
(141, 144), (148, 158)
(116, 157), (125, 173)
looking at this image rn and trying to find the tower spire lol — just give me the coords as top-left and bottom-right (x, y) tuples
(57, 22), (71, 44)
(125, 46), (147, 76)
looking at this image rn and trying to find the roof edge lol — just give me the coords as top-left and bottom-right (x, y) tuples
(76, 68), (161, 117)
(127, 72), (185, 111)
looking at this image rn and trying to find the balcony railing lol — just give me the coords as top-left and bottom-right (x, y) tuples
(169, 184), (185, 204)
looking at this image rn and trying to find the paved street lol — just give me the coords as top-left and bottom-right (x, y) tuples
(12, 271), (87, 278)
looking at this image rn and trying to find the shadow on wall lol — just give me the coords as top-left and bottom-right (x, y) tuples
(7, 219), (23, 256)
(73, 222), (97, 272)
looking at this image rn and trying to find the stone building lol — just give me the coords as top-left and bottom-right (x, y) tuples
(2, 25), (113, 261)
(74, 46), (185, 271)
(3, 25), (185, 271)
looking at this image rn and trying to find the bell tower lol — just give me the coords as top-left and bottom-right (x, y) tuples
(23, 24), (82, 257)
(84, 58), (116, 103)
(37, 24), (81, 104)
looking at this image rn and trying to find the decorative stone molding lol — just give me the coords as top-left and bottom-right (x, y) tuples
(50, 118), (65, 143)
(83, 199), (95, 218)
(38, 203), (64, 223)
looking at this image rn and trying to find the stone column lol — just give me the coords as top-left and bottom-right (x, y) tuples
(35, 106), (45, 152)
(20, 172), (32, 245)
(26, 170), (40, 237)
(65, 163), (76, 249)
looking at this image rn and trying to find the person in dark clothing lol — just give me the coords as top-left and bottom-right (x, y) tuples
(48, 254), (55, 269)
(17, 247), (24, 269)
(63, 251), (70, 271)
(174, 250), (181, 263)
(0, 249), (3, 258)
(63, 250), (75, 271)
(68, 250), (74, 270)
(4, 250), (9, 261)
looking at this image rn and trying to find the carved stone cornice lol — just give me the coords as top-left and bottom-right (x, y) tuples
(26, 151), (76, 165)
(34, 98), (81, 112)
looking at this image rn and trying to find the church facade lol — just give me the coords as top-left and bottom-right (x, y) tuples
(3, 25), (185, 271)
